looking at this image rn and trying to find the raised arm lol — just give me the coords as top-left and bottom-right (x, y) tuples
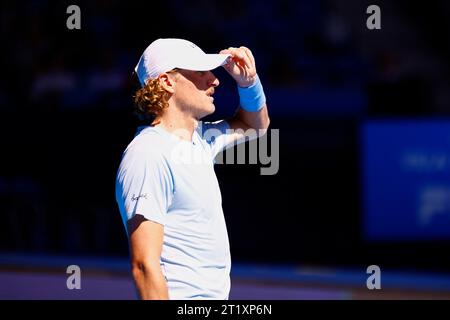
(220, 46), (270, 139)
(128, 215), (169, 300)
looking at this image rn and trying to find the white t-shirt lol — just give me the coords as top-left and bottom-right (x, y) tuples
(115, 120), (235, 299)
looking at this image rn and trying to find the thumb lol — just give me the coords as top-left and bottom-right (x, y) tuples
(222, 61), (233, 73)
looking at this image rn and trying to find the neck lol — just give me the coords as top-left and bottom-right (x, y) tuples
(155, 107), (198, 142)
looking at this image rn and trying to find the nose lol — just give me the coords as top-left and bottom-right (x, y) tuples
(207, 71), (219, 87)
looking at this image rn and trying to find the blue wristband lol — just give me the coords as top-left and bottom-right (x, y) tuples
(237, 75), (266, 112)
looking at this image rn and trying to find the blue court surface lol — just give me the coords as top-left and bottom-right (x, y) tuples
(1, 253), (450, 299)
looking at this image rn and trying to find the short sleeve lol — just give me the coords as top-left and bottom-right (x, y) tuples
(200, 120), (236, 158)
(115, 144), (173, 231)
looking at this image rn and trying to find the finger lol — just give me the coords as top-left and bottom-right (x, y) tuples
(225, 47), (237, 59)
(240, 47), (254, 71)
(233, 48), (248, 62)
(231, 48), (252, 69)
(221, 56), (237, 72)
(224, 48), (242, 63)
(241, 46), (255, 67)
(225, 57), (246, 76)
(222, 60), (235, 72)
(227, 47), (244, 60)
(222, 47), (248, 76)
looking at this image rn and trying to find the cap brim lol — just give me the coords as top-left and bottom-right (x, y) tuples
(177, 53), (230, 72)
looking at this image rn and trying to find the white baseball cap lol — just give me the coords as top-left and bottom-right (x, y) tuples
(134, 38), (230, 86)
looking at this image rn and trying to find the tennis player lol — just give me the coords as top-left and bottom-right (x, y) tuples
(115, 38), (269, 299)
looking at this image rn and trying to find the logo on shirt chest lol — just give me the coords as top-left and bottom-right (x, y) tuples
(131, 193), (148, 201)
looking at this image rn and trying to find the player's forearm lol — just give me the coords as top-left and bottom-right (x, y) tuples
(131, 262), (169, 300)
(235, 105), (270, 131)
(220, 46), (269, 132)
(235, 70), (270, 132)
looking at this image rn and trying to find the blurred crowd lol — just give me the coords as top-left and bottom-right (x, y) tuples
(1, 0), (449, 265)
(0, 0), (369, 114)
(0, 0), (370, 257)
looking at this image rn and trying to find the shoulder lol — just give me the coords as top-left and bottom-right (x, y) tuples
(120, 127), (171, 168)
(127, 126), (169, 154)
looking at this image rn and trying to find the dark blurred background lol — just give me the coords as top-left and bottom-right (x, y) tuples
(2, 0), (450, 298)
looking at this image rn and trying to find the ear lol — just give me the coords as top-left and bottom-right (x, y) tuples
(158, 73), (176, 94)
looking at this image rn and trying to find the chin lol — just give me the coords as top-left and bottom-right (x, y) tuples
(200, 104), (215, 118)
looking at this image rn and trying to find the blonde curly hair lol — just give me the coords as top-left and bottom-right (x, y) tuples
(133, 69), (178, 124)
